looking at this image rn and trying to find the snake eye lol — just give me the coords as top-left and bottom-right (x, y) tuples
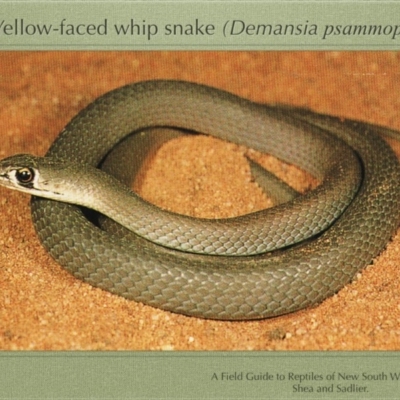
(15, 167), (35, 184)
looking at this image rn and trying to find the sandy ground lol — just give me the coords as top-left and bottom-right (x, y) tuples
(0, 51), (400, 350)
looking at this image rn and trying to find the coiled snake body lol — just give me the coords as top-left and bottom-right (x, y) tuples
(0, 80), (400, 320)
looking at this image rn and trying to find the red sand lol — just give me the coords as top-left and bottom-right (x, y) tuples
(0, 51), (399, 350)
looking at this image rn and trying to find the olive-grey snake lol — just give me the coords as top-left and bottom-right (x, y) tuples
(0, 80), (399, 320)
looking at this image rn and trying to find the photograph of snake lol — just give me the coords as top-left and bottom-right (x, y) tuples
(0, 52), (399, 350)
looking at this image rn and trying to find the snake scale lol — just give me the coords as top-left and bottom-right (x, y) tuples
(0, 80), (400, 320)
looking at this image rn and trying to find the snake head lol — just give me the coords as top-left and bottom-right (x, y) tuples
(0, 153), (125, 212)
(0, 154), (40, 191)
(0, 154), (74, 200)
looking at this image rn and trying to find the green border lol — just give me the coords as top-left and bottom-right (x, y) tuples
(1, 1), (400, 399)
(1, 352), (400, 398)
(0, 1), (400, 49)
